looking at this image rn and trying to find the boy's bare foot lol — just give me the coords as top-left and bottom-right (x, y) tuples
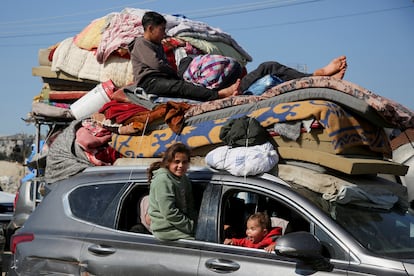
(332, 68), (346, 80)
(218, 78), (241, 98)
(313, 56), (347, 79)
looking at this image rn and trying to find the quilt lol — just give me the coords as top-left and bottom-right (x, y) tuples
(51, 37), (134, 87)
(111, 99), (390, 158)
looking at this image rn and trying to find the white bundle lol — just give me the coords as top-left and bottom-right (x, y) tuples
(205, 142), (279, 176)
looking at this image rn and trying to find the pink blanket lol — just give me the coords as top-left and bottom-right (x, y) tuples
(96, 13), (144, 64)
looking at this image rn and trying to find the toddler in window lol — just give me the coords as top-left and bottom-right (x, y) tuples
(224, 212), (282, 252)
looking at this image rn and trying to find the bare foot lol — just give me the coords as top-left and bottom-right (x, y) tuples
(313, 56), (347, 79)
(218, 78), (241, 98)
(332, 68), (346, 80)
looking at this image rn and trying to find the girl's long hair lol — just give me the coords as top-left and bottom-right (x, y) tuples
(147, 143), (191, 182)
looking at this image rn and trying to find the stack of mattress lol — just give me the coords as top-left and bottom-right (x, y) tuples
(26, 8), (414, 179)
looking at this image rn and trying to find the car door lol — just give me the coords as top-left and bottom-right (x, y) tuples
(78, 181), (202, 275)
(80, 228), (201, 275)
(197, 181), (360, 275)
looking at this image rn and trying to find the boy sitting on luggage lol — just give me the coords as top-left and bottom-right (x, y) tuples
(224, 212), (282, 252)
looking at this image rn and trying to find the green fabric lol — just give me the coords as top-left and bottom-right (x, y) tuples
(149, 168), (197, 241)
(177, 36), (250, 66)
(219, 115), (269, 147)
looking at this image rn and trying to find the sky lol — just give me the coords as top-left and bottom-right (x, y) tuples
(0, 0), (413, 136)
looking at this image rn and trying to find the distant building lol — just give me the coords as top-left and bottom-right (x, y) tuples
(0, 134), (35, 162)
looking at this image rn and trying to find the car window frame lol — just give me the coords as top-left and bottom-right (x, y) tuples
(113, 177), (211, 237)
(64, 181), (130, 228)
(116, 181), (150, 233)
(213, 180), (355, 263)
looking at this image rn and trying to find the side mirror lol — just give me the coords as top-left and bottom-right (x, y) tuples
(275, 231), (333, 272)
(275, 231), (323, 258)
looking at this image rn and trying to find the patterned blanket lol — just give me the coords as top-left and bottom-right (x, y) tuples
(111, 99), (390, 158)
(185, 76), (414, 130)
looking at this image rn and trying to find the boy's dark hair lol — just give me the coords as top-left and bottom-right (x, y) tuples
(248, 212), (271, 230)
(142, 11), (167, 30)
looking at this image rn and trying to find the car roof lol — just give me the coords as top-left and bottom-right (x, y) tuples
(46, 162), (408, 212)
(45, 164), (290, 193)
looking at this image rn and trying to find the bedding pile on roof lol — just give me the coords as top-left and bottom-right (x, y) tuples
(24, 8), (414, 184)
(29, 7), (252, 123)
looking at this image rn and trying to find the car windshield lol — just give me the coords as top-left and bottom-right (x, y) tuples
(292, 183), (414, 259)
(333, 204), (414, 259)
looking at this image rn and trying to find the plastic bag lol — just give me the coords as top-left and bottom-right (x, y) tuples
(244, 74), (283, 95)
(205, 142), (279, 176)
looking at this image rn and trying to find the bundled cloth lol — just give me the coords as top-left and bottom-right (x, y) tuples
(45, 120), (119, 184)
(206, 116), (278, 176)
(205, 142), (279, 176)
(45, 120), (92, 183)
(219, 115), (270, 147)
(182, 54), (242, 90)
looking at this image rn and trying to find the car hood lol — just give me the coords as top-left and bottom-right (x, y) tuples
(403, 260), (414, 275)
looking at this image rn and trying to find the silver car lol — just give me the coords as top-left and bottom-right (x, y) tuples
(6, 178), (44, 247)
(8, 164), (414, 275)
(0, 190), (14, 271)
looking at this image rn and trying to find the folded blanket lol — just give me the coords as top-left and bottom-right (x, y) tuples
(178, 36), (250, 66)
(51, 37), (133, 87)
(99, 100), (149, 124)
(74, 17), (107, 50)
(75, 120), (119, 166)
(75, 120), (113, 152)
(96, 12), (143, 64)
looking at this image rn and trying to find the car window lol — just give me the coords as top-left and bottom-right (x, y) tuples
(332, 204), (414, 259)
(314, 224), (350, 261)
(68, 183), (127, 226)
(117, 184), (150, 233)
(220, 188), (350, 261)
(220, 189), (309, 241)
(291, 181), (414, 259)
(116, 180), (208, 235)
